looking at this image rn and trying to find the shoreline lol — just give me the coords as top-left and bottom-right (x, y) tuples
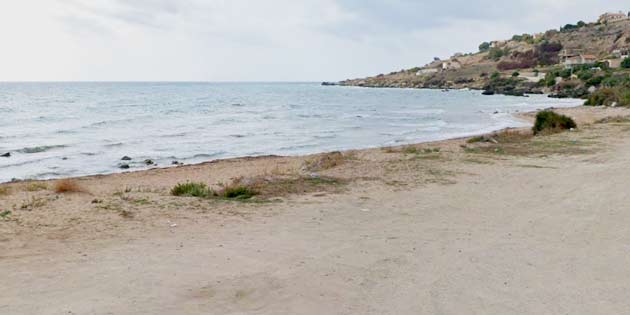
(0, 97), (581, 185)
(3, 105), (630, 313)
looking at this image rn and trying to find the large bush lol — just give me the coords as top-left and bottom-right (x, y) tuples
(488, 48), (509, 61)
(532, 111), (577, 135)
(622, 58), (630, 69)
(585, 87), (630, 107)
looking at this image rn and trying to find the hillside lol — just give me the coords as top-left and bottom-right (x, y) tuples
(335, 16), (630, 104)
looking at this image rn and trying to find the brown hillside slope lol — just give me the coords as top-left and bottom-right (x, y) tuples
(339, 19), (630, 94)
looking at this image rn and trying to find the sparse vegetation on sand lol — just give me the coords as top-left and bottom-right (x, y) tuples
(24, 182), (48, 192)
(0, 186), (11, 196)
(595, 116), (630, 124)
(20, 196), (48, 210)
(303, 151), (346, 172)
(463, 128), (592, 157)
(171, 175), (345, 202)
(53, 179), (85, 194)
(218, 185), (258, 200)
(532, 111), (577, 135)
(170, 182), (213, 198)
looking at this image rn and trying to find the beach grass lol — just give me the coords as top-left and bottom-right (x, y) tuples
(170, 182), (213, 198)
(24, 182), (48, 192)
(54, 179), (85, 194)
(219, 185), (257, 199)
(463, 129), (592, 157)
(0, 186), (11, 196)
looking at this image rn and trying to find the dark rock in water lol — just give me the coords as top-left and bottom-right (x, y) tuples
(62, 157), (68, 160)
(1, 152), (10, 158)
(144, 159), (154, 165)
(121, 156), (132, 161)
(171, 161), (180, 165)
(119, 164), (130, 169)
(548, 86), (589, 99)
(482, 90), (495, 95)
(321, 82), (338, 86)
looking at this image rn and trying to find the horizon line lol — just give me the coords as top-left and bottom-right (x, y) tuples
(0, 80), (327, 84)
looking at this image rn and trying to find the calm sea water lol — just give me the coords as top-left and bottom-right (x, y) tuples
(0, 82), (582, 182)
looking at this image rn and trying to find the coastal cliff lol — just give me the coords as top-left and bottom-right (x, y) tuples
(334, 17), (630, 103)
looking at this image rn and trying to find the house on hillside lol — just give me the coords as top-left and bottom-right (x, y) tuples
(605, 59), (622, 68)
(563, 54), (598, 67)
(612, 48), (630, 59)
(598, 11), (629, 24)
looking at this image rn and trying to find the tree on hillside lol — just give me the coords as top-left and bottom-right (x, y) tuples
(479, 42), (491, 52)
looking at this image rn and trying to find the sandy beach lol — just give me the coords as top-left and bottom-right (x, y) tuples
(2, 105), (630, 314)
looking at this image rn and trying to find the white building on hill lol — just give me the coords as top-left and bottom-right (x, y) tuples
(598, 11), (629, 24)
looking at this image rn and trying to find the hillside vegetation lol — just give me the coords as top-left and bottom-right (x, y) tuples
(336, 17), (630, 106)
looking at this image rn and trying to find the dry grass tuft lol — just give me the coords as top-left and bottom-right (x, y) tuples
(24, 182), (48, 192)
(53, 179), (85, 194)
(0, 186), (11, 196)
(463, 129), (591, 157)
(303, 151), (346, 172)
(595, 116), (630, 124)
(245, 175), (346, 198)
(20, 196), (48, 210)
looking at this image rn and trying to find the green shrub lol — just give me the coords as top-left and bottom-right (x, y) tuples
(488, 48), (509, 61)
(532, 111), (577, 135)
(543, 72), (557, 87)
(479, 42), (491, 52)
(512, 71), (520, 77)
(577, 70), (594, 81)
(586, 76), (604, 87)
(559, 68), (572, 79)
(585, 87), (630, 107)
(622, 58), (630, 69)
(171, 182), (212, 198)
(221, 186), (257, 199)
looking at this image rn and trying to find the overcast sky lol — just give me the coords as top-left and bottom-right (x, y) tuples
(0, 0), (624, 81)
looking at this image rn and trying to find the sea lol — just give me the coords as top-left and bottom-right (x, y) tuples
(0, 82), (583, 183)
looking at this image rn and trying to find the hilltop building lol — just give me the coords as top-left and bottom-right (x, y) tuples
(598, 11), (629, 24)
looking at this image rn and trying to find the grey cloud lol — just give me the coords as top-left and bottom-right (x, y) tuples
(60, 0), (187, 30)
(324, 0), (623, 39)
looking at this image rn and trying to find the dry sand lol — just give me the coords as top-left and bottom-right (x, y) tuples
(2, 106), (630, 314)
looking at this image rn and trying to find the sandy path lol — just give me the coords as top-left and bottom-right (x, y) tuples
(2, 107), (630, 314)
